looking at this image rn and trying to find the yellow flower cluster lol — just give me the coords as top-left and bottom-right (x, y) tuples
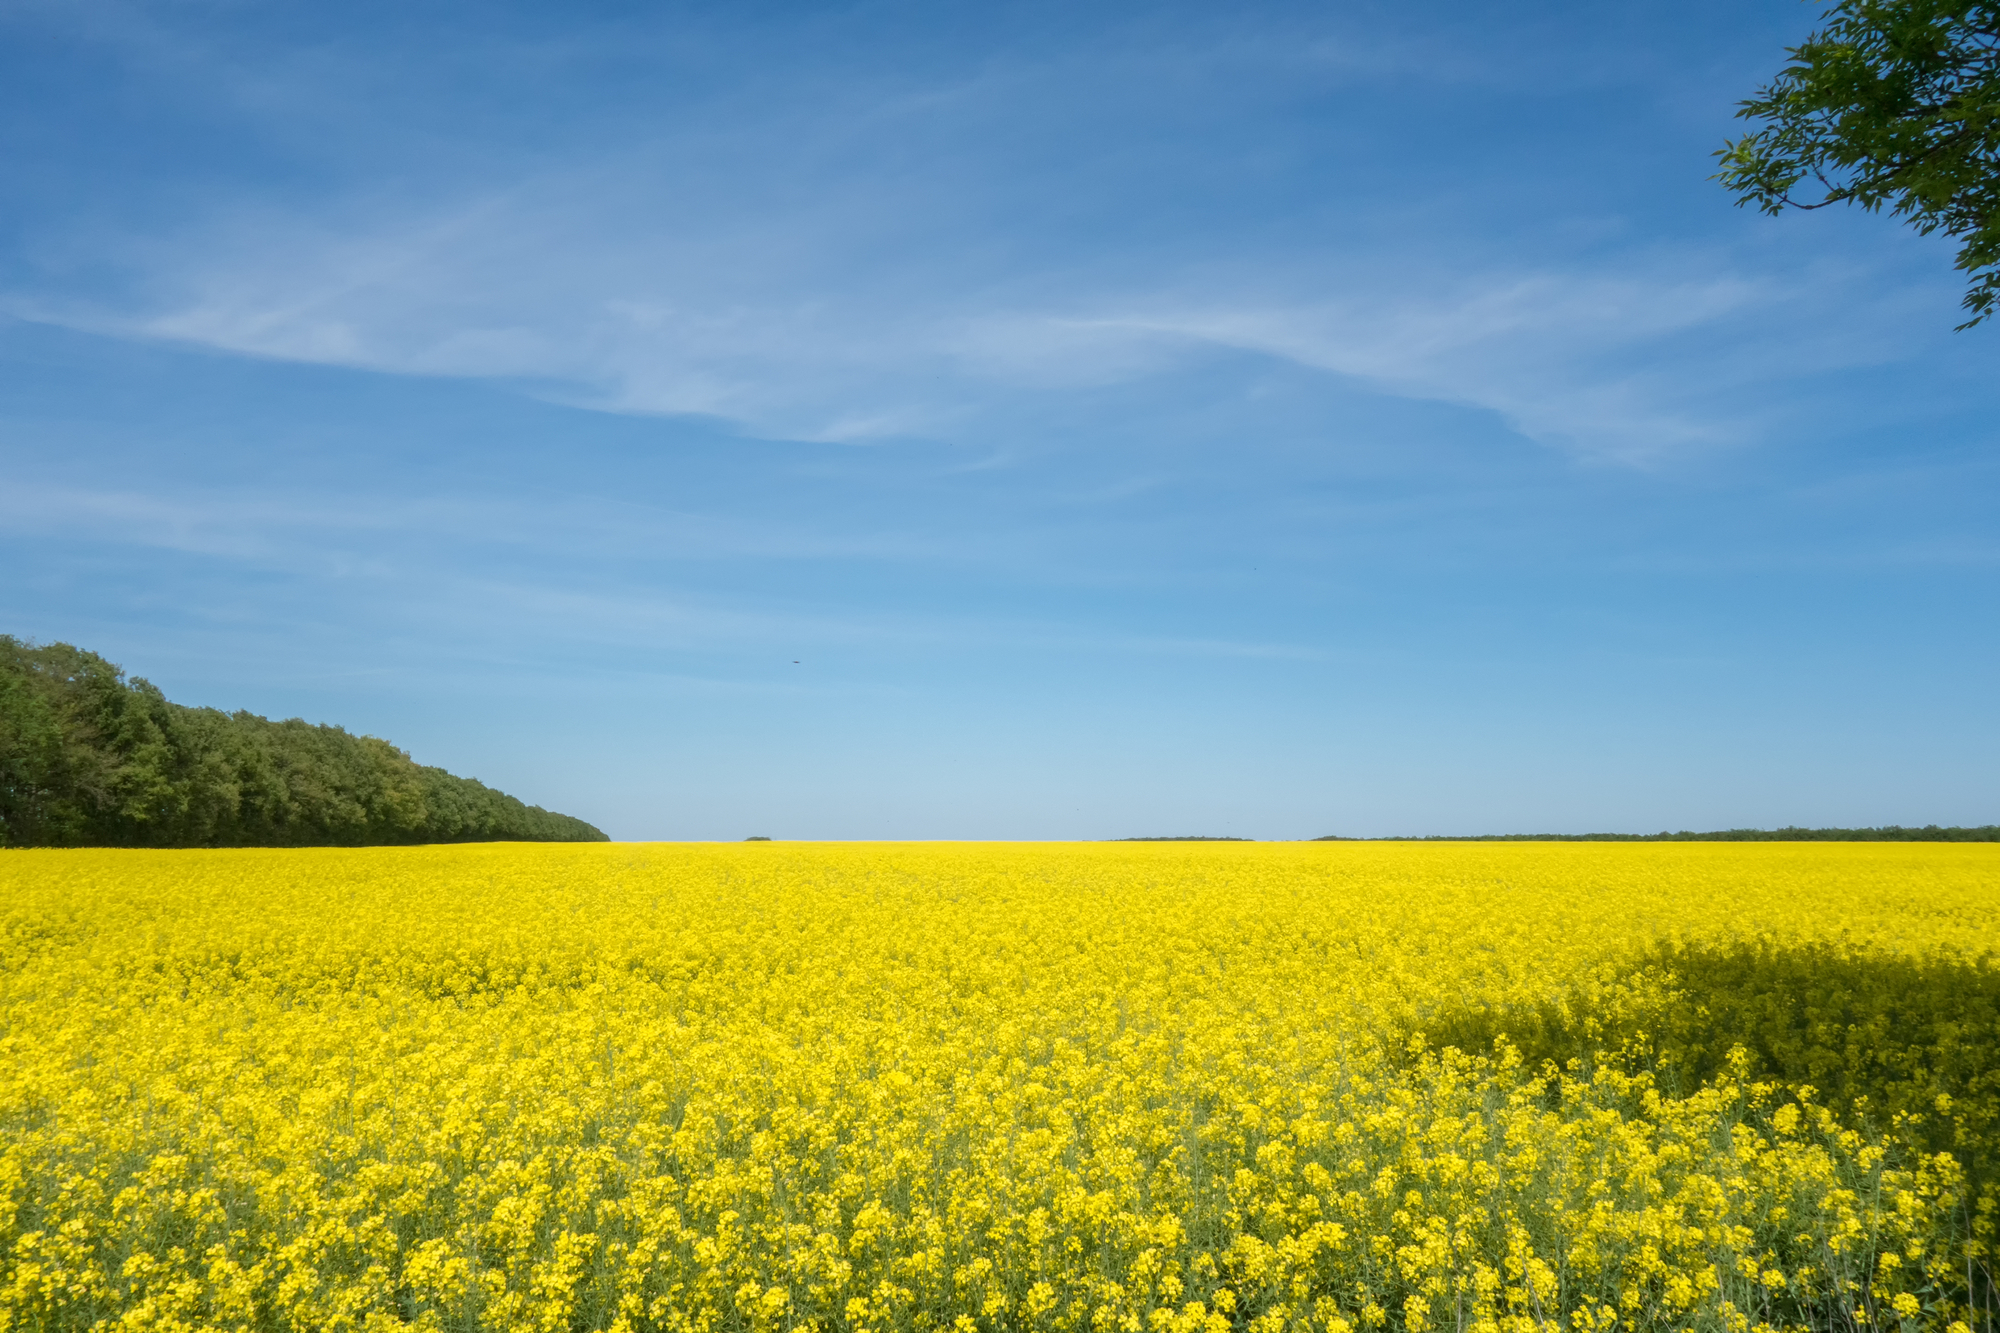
(0, 841), (1993, 1333)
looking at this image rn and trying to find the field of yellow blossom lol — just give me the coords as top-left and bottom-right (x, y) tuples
(1, 841), (1996, 1333)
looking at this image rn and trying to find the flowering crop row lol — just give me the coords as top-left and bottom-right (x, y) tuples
(1, 841), (1994, 1333)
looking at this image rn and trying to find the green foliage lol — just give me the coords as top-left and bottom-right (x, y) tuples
(1717, 0), (2000, 326)
(0, 636), (607, 847)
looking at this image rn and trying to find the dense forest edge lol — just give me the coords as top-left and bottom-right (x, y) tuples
(0, 636), (606, 847)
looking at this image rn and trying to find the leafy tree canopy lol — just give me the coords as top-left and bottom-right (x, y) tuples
(0, 636), (607, 847)
(1717, 0), (2000, 326)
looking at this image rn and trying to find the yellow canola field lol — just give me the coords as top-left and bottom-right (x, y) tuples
(1, 841), (1995, 1333)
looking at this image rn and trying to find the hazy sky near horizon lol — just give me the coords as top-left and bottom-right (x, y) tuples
(3, 0), (1996, 840)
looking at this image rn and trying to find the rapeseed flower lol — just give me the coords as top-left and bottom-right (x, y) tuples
(0, 841), (1993, 1331)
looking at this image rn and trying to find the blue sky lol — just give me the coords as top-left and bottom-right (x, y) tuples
(3, 0), (1995, 839)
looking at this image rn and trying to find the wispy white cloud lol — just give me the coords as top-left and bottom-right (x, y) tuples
(0, 0), (1950, 463)
(10, 184), (1877, 465)
(992, 271), (1771, 463)
(0, 479), (963, 565)
(1, 478), (1342, 666)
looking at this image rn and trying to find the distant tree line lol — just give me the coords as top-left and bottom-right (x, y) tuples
(0, 636), (606, 848)
(1316, 826), (1999, 842)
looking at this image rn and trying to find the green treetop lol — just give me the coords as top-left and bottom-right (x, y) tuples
(1717, 0), (2000, 326)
